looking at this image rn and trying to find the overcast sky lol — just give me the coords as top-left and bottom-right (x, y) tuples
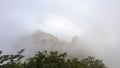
(0, 0), (120, 68)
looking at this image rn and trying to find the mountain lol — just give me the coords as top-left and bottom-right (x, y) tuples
(31, 31), (59, 46)
(11, 31), (88, 59)
(11, 31), (68, 58)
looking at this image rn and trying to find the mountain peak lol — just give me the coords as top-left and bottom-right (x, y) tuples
(31, 31), (59, 45)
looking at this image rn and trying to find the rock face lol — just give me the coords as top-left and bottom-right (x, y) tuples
(31, 31), (59, 46)
(11, 31), (74, 58)
(11, 31), (87, 59)
(12, 31), (67, 58)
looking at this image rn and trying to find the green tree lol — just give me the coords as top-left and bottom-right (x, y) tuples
(0, 49), (107, 68)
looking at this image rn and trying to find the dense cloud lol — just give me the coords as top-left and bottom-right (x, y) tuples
(0, 0), (120, 68)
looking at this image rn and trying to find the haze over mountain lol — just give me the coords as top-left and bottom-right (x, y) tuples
(11, 31), (89, 59)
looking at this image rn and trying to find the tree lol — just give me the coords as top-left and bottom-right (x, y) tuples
(0, 49), (107, 68)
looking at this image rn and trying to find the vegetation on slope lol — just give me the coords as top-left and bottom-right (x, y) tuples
(0, 49), (107, 68)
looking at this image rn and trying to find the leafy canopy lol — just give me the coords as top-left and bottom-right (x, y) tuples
(0, 49), (107, 68)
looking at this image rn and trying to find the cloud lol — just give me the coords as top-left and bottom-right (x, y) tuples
(0, 0), (120, 68)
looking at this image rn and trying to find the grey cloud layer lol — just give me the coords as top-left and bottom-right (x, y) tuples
(0, 0), (120, 68)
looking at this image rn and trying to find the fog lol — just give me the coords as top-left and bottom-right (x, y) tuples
(0, 0), (120, 68)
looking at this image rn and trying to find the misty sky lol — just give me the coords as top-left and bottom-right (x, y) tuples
(0, 0), (120, 68)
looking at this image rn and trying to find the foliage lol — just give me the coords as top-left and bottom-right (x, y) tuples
(0, 49), (107, 68)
